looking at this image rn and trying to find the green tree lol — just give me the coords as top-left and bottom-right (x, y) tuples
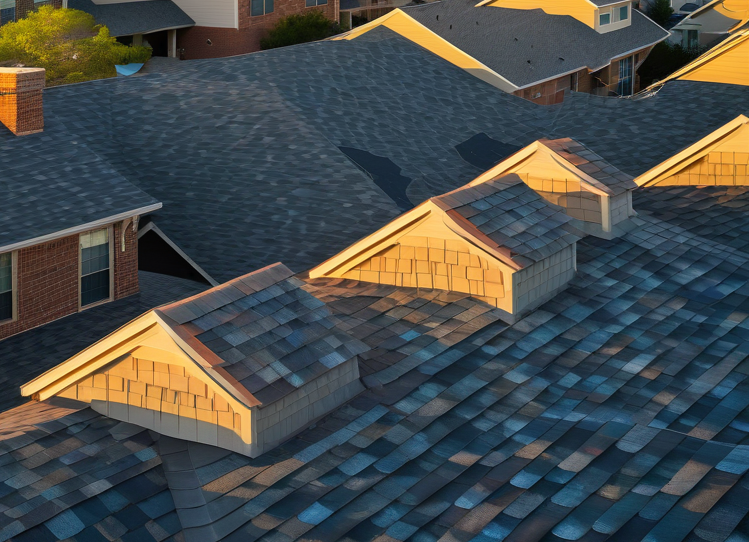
(260, 10), (345, 50)
(0, 6), (151, 86)
(648, 0), (674, 27)
(637, 41), (707, 87)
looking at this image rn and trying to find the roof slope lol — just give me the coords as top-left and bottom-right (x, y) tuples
(0, 141), (160, 251)
(0, 400), (179, 542)
(69, 0), (195, 37)
(402, 0), (669, 87)
(157, 263), (370, 406)
(434, 176), (581, 268)
(1, 29), (746, 282)
(150, 208), (749, 542)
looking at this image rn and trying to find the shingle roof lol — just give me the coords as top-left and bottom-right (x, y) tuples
(540, 138), (637, 196)
(68, 0), (194, 37)
(157, 263), (370, 406)
(402, 0), (669, 87)
(3, 29), (745, 282)
(0, 271), (207, 413)
(0, 400), (179, 542)
(144, 206), (749, 542)
(434, 175), (582, 268)
(0, 141), (160, 251)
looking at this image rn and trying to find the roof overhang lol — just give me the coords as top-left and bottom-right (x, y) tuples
(0, 202), (162, 254)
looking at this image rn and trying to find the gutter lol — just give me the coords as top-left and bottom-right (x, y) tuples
(0, 202), (162, 254)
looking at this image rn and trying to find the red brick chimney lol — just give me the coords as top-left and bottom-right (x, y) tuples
(0, 67), (45, 136)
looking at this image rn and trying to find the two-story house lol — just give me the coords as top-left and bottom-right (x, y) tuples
(336, 0), (670, 103)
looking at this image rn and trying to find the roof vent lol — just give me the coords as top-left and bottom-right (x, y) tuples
(0, 68), (44, 136)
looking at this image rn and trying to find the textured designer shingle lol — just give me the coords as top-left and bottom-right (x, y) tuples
(158, 263), (370, 406)
(403, 0), (669, 87)
(434, 175), (582, 268)
(542, 138), (638, 196)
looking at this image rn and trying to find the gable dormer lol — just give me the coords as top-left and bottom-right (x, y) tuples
(594, 0), (634, 33)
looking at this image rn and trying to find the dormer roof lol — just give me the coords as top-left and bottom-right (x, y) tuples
(635, 114), (749, 187)
(21, 263), (369, 457)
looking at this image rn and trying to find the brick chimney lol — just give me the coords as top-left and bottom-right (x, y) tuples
(0, 67), (45, 136)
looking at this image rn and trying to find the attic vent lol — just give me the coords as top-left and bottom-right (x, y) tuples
(436, 14), (439, 19)
(449, 24), (452, 29)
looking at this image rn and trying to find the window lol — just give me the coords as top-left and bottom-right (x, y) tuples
(80, 229), (111, 307)
(619, 5), (628, 20)
(0, 253), (13, 321)
(306, 0), (327, 6)
(599, 12), (611, 25)
(570, 72), (579, 92)
(251, 0), (273, 16)
(617, 55), (634, 96)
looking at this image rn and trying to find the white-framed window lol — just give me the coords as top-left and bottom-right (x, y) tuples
(251, 0), (273, 16)
(0, 252), (15, 323)
(80, 228), (113, 308)
(600, 12), (611, 25)
(619, 5), (628, 20)
(306, 0), (328, 6)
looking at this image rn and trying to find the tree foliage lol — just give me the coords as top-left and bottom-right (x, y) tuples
(260, 10), (344, 50)
(0, 6), (152, 86)
(648, 0), (674, 26)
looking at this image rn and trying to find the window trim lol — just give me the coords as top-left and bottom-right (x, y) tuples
(251, 0), (273, 16)
(305, 0), (327, 7)
(599, 12), (611, 25)
(0, 251), (18, 325)
(78, 226), (114, 311)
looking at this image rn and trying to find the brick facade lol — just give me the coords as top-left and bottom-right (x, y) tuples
(513, 45), (653, 105)
(177, 0), (339, 59)
(0, 222), (140, 341)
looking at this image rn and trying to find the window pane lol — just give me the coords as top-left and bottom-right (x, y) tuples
(0, 253), (11, 294)
(81, 270), (110, 306)
(0, 291), (10, 321)
(306, 0), (316, 6)
(318, 0), (327, 5)
(266, 0), (274, 13)
(251, 0), (264, 15)
(600, 13), (610, 25)
(619, 5), (628, 20)
(81, 243), (109, 276)
(81, 228), (108, 249)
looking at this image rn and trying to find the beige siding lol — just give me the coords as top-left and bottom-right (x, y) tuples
(514, 244), (576, 314)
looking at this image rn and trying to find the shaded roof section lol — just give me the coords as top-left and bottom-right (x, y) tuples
(69, 0), (195, 37)
(157, 263), (370, 406)
(434, 175), (581, 267)
(0, 400), (178, 542)
(402, 0), (669, 87)
(541, 137), (638, 196)
(0, 271), (207, 413)
(0, 141), (160, 251)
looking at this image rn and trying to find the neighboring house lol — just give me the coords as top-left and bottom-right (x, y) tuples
(645, 26), (749, 89)
(67, 0), (196, 58)
(636, 114), (749, 186)
(63, 0), (340, 58)
(669, 0), (749, 48)
(0, 68), (162, 340)
(336, 0), (670, 103)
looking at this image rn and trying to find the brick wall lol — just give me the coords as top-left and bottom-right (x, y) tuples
(178, 0), (339, 59)
(0, 222), (140, 341)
